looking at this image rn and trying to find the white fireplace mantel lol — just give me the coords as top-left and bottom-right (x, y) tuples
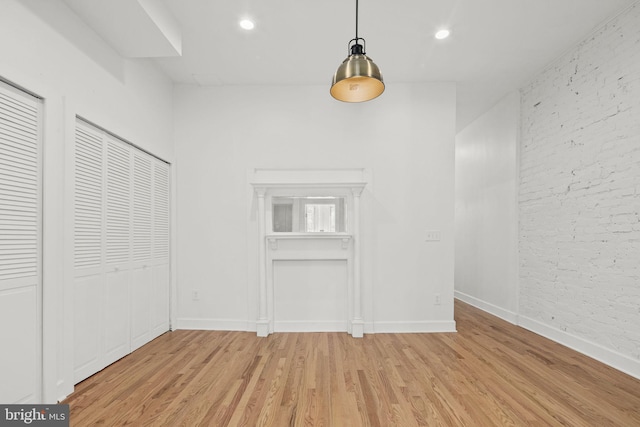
(250, 169), (368, 338)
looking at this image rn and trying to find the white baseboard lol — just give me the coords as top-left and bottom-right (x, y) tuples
(274, 321), (348, 333)
(454, 291), (519, 324)
(373, 321), (457, 333)
(175, 318), (253, 331)
(56, 380), (72, 405)
(518, 315), (640, 380)
(175, 318), (456, 334)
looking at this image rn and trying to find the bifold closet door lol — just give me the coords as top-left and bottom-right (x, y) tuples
(151, 160), (170, 338)
(73, 122), (107, 382)
(0, 81), (42, 403)
(131, 153), (170, 350)
(131, 150), (153, 351)
(73, 119), (170, 383)
(104, 138), (132, 365)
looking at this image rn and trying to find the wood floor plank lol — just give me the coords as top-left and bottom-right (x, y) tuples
(64, 301), (640, 426)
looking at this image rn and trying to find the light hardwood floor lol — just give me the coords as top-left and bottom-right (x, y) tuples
(65, 300), (640, 426)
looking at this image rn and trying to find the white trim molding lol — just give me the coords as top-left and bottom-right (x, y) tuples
(454, 291), (519, 324)
(274, 321), (349, 333)
(373, 321), (457, 333)
(176, 318), (252, 332)
(518, 315), (640, 380)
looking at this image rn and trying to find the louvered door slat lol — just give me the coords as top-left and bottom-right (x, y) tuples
(0, 92), (38, 117)
(74, 124), (103, 269)
(0, 242), (36, 251)
(0, 119), (38, 143)
(0, 157), (37, 176)
(0, 140), (37, 161)
(133, 153), (152, 262)
(0, 171), (36, 188)
(153, 161), (169, 260)
(0, 112), (37, 134)
(0, 130), (37, 150)
(0, 142), (37, 164)
(0, 208), (37, 217)
(0, 187), (37, 200)
(106, 138), (130, 265)
(0, 180), (37, 194)
(0, 197), (38, 209)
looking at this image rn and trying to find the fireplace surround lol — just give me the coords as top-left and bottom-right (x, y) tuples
(251, 169), (368, 337)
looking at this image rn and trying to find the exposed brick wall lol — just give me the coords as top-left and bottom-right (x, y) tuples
(519, 3), (640, 361)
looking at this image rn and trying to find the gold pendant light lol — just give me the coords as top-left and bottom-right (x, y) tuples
(330, 0), (384, 103)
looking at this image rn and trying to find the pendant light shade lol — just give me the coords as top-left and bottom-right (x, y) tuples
(330, 0), (384, 102)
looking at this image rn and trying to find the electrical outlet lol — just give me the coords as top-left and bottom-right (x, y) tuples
(435, 294), (441, 305)
(192, 290), (200, 301)
(425, 230), (441, 242)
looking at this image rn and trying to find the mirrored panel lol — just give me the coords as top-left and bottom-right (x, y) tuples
(272, 196), (347, 233)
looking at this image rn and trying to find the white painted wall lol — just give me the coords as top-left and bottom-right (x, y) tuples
(519, 3), (640, 378)
(0, 0), (174, 402)
(174, 83), (456, 333)
(454, 92), (520, 323)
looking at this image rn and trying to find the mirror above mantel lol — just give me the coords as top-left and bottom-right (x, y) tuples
(272, 196), (347, 233)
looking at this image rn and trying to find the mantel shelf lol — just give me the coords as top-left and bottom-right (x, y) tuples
(251, 182), (367, 197)
(251, 182), (366, 188)
(266, 233), (352, 239)
(266, 234), (352, 250)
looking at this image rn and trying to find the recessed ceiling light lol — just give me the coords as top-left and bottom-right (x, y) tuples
(239, 19), (255, 30)
(435, 29), (450, 40)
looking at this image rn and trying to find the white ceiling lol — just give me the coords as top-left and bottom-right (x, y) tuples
(63, 0), (637, 131)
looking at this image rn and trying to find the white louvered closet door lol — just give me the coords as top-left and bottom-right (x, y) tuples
(131, 151), (153, 350)
(104, 138), (131, 365)
(73, 119), (170, 382)
(0, 82), (42, 404)
(151, 159), (170, 337)
(73, 122), (105, 382)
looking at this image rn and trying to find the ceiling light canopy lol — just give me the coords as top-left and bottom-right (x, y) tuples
(330, 0), (384, 103)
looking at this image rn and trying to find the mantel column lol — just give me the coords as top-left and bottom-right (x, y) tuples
(256, 188), (269, 337)
(351, 187), (364, 338)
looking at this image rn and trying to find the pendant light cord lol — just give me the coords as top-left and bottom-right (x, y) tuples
(347, 0), (365, 55)
(355, 0), (359, 40)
